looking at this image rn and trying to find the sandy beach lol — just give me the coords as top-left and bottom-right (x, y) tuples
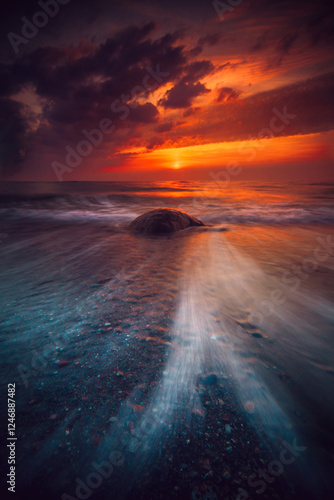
(0, 181), (333, 499)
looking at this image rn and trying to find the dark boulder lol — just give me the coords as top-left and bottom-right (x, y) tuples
(129, 208), (205, 234)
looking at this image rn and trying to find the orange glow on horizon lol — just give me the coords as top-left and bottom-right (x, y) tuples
(102, 132), (331, 174)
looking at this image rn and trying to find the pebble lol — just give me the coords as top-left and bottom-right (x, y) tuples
(225, 424), (232, 434)
(201, 373), (218, 386)
(58, 360), (69, 367)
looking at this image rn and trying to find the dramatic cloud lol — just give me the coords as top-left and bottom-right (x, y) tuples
(156, 121), (174, 133)
(128, 103), (159, 123)
(0, 0), (333, 179)
(158, 60), (214, 109)
(159, 80), (210, 109)
(216, 87), (242, 103)
(0, 98), (29, 177)
(171, 72), (334, 146)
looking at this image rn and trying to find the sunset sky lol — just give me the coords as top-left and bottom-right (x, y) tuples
(1, 0), (334, 182)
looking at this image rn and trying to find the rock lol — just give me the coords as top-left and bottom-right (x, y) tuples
(58, 360), (69, 367)
(128, 208), (205, 234)
(200, 373), (218, 386)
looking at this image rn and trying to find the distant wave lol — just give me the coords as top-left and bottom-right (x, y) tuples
(1, 181), (334, 227)
(1, 201), (334, 227)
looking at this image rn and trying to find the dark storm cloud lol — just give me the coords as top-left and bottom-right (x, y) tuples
(0, 98), (29, 176)
(159, 80), (210, 109)
(216, 87), (242, 103)
(0, 22), (187, 132)
(146, 136), (165, 150)
(128, 102), (159, 123)
(0, 21), (215, 144)
(183, 107), (200, 118)
(246, 0), (334, 56)
(158, 59), (214, 109)
(182, 60), (215, 83)
(198, 33), (221, 47)
(177, 71), (334, 145)
(156, 121), (174, 133)
(251, 31), (269, 53)
(0, 0), (333, 179)
(277, 32), (299, 55)
(266, 32), (299, 68)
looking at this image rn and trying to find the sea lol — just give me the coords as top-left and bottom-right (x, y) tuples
(0, 180), (333, 500)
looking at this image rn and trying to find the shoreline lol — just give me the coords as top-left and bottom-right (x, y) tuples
(1, 221), (333, 499)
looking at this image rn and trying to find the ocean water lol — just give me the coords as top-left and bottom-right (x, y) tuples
(0, 181), (334, 499)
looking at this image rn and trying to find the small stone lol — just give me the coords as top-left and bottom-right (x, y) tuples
(225, 424), (231, 434)
(201, 373), (218, 386)
(223, 471), (231, 480)
(58, 360), (69, 367)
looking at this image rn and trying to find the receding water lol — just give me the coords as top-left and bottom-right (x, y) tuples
(0, 181), (333, 499)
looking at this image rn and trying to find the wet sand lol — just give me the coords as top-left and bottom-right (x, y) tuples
(0, 219), (334, 500)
